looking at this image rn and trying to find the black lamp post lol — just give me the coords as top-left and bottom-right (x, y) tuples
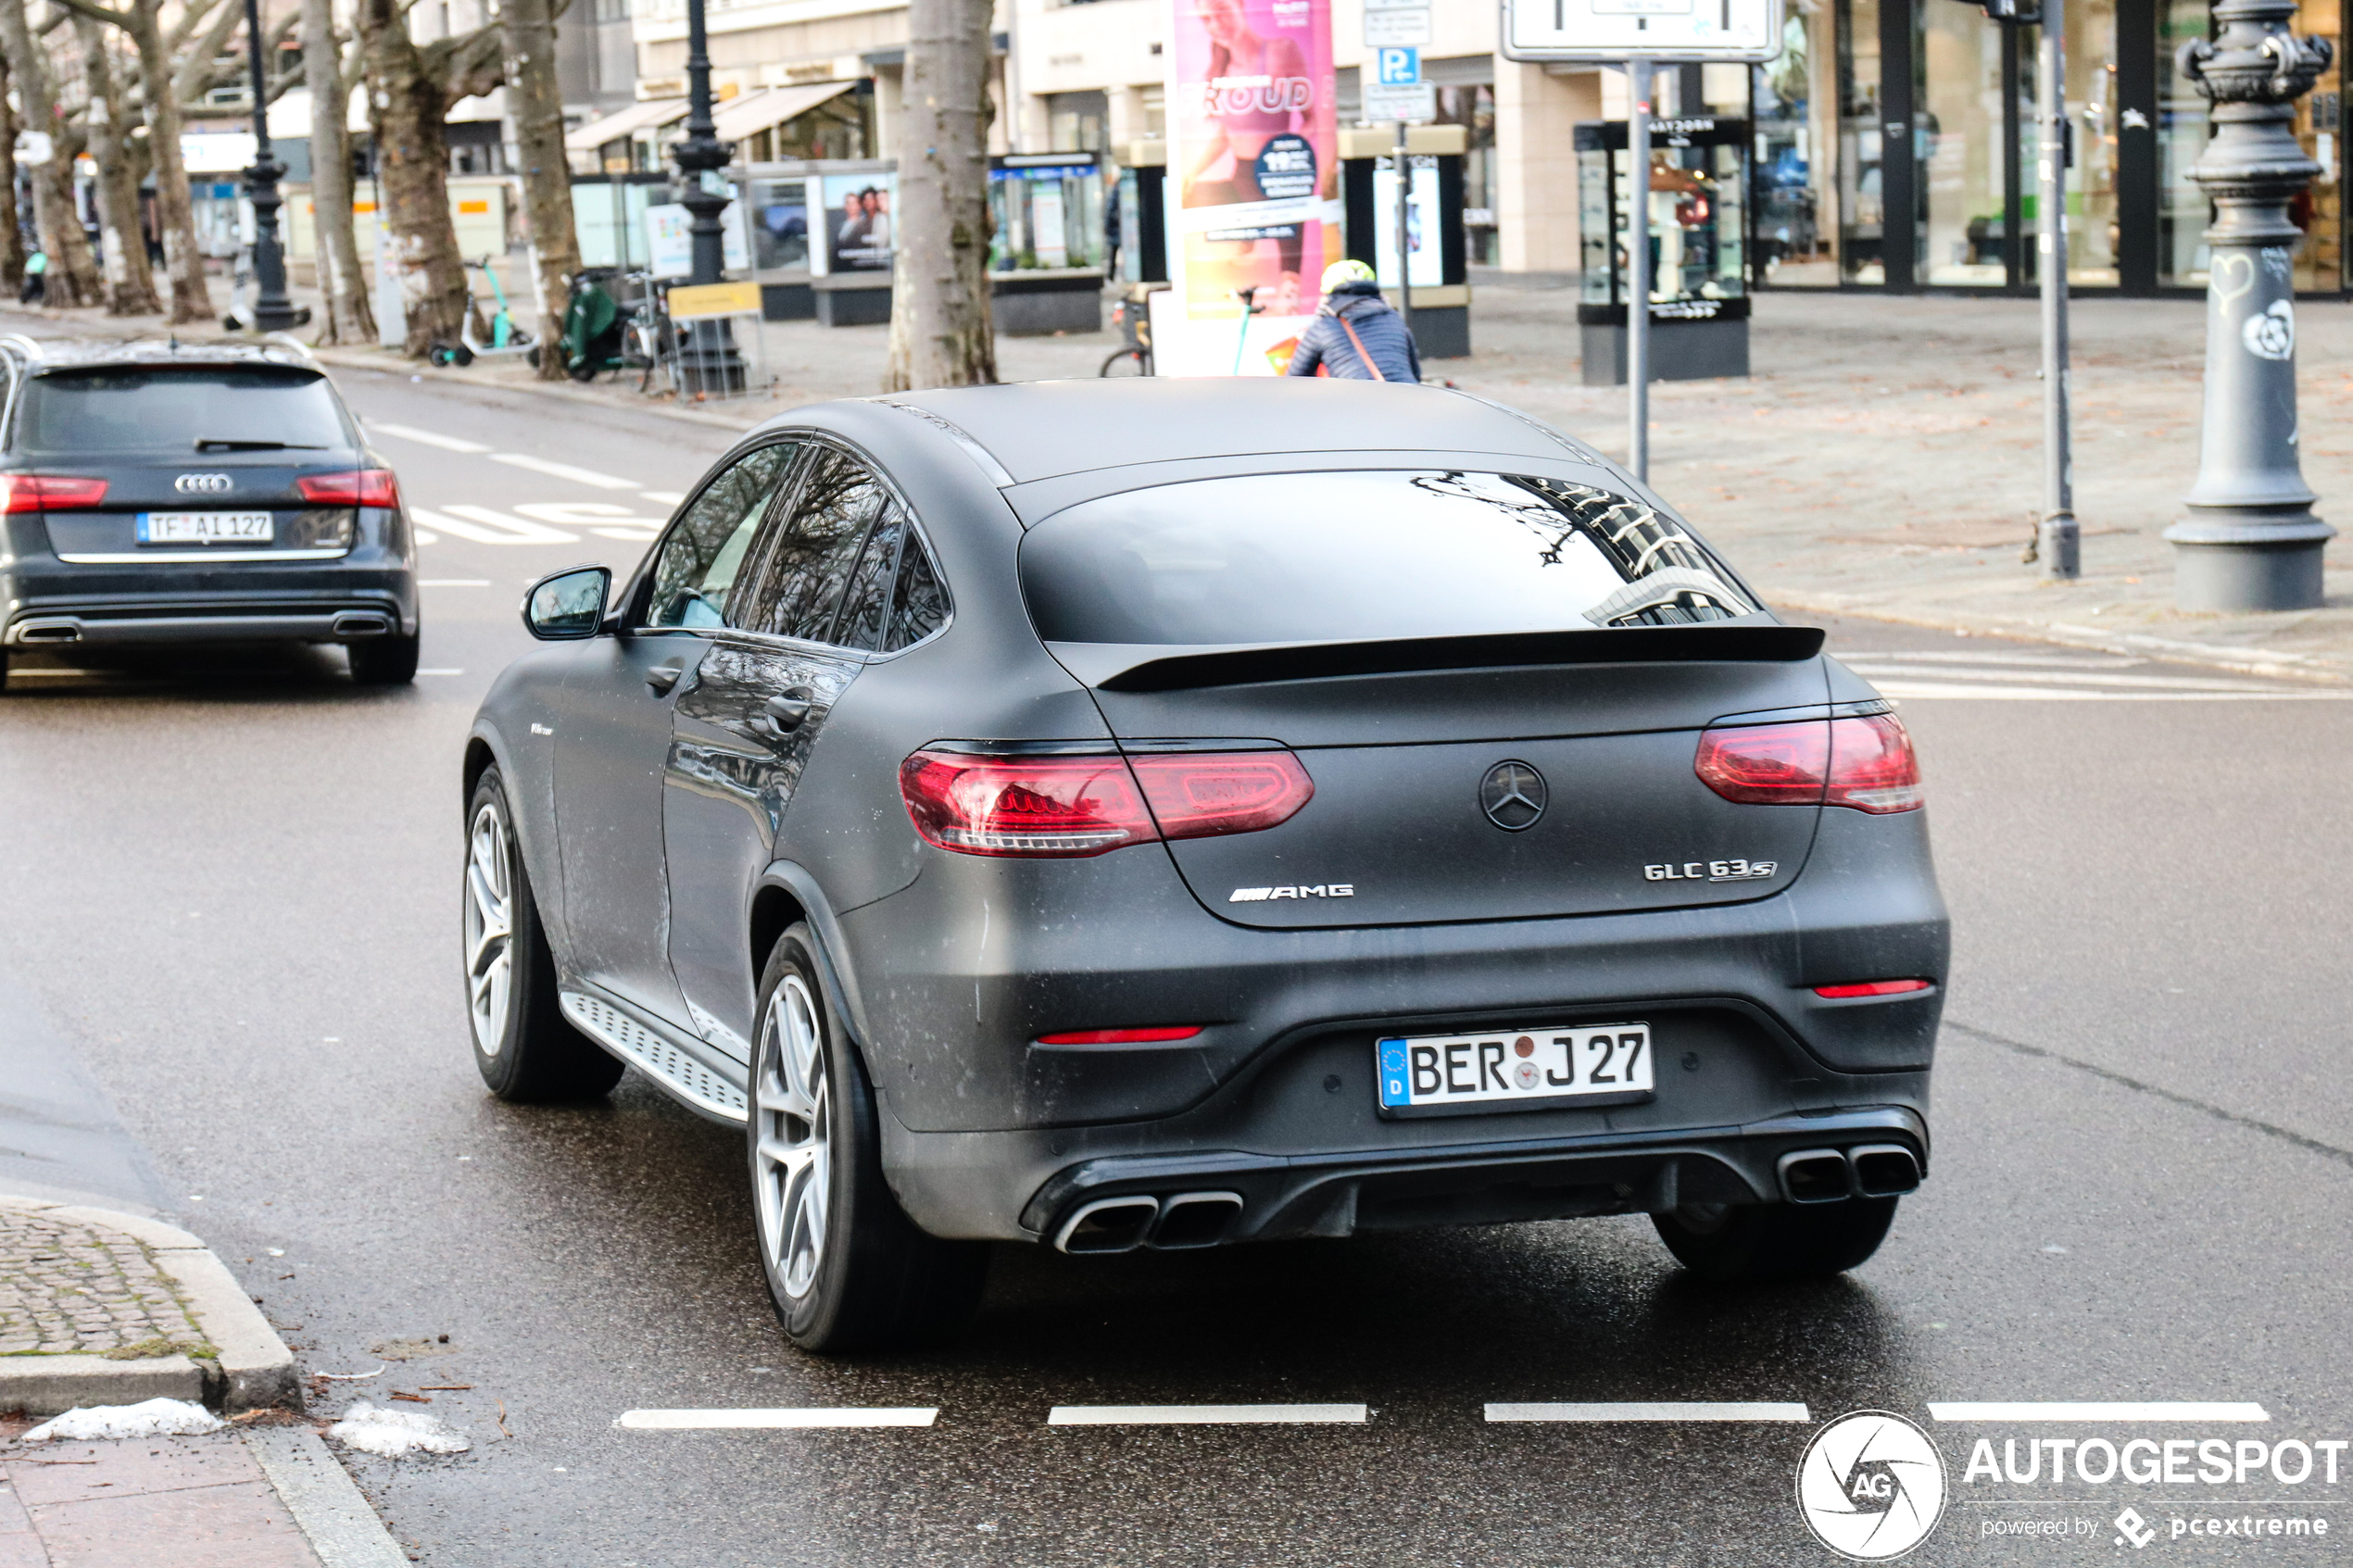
(240, 0), (307, 331)
(2167, 0), (2333, 609)
(668, 0), (745, 391)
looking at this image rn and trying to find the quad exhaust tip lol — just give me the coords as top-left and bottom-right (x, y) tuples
(1778, 1145), (1924, 1204)
(1053, 1191), (1247, 1254)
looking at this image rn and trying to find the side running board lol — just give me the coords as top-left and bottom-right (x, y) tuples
(560, 991), (749, 1123)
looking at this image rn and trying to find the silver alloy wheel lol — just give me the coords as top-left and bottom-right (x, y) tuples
(754, 973), (831, 1302)
(464, 801), (515, 1057)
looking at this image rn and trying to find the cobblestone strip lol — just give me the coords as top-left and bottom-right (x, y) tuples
(0, 1206), (208, 1358)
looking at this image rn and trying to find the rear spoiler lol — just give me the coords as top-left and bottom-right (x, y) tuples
(1053, 624), (1827, 694)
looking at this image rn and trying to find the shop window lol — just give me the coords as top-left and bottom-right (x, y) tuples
(2019, 0), (2122, 287)
(1755, 2), (1840, 284)
(1438, 83), (1497, 266)
(1838, 0), (1886, 283)
(2292, 0), (2342, 290)
(1917, 0), (2007, 284)
(1048, 91), (1108, 153)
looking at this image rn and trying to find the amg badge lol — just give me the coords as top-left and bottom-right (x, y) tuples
(1646, 859), (1779, 884)
(1229, 884), (1355, 903)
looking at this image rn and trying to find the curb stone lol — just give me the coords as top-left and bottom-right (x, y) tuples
(0, 1195), (298, 1415)
(247, 1424), (413, 1568)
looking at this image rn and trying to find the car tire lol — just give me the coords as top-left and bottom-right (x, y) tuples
(1652, 1197), (1897, 1285)
(348, 633), (421, 685)
(748, 923), (988, 1353)
(464, 768), (624, 1103)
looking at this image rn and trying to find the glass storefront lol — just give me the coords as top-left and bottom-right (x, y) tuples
(1752, 0), (2347, 295)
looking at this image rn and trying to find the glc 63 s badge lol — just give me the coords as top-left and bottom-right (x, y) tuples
(1646, 859), (1780, 884)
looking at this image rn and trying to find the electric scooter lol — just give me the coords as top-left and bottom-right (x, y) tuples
(427, 256), (535, 368)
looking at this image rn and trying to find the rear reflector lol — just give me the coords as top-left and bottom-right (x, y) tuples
(1036, 1026), (1205, 1045)
(1813, 979), (1933, 998)
(296, 469), (402, 508)
(900, 748), (1313, 858)
(1694, 714), (1923, 814)
(0, 475), (107, 513)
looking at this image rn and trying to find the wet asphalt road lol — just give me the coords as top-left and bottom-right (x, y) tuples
(3, 365), (2352, 1566)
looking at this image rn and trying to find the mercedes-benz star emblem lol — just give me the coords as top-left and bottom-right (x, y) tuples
(1479, 760), (1547, 832)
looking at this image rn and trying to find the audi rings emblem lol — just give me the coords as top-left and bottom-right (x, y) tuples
(174, 472), (233, 495)
(1479, 760), (1548, 832)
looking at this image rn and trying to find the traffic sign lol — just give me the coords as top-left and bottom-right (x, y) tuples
(1364, 82), (1437, 122)
(1375, 45), (1421, 85)
(1502, 0), (1784, 62)
(1365, 6), (1432, 45)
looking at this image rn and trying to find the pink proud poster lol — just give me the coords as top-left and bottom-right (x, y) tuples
(1153, 0), (1340, 375)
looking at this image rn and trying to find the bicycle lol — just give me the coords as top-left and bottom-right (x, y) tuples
(1099, 282), (1163, 377)
(615, 271), (679, 396)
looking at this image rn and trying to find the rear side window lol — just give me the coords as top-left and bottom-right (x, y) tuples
(883, 534), (947, 652)
(1020, 470), (1757, 646)
(740, 447), (884, 642)
(16, 367), (352, 456)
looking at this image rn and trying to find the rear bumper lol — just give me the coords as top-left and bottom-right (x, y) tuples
(7, 605), (407, 645)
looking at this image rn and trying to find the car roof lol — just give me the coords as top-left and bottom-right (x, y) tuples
(877, 379), (1606, 486)
(0, 334), (322, 375)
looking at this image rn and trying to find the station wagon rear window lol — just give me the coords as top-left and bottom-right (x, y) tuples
(15, 367), (353, 457)
(1019, 470), (1759, 646)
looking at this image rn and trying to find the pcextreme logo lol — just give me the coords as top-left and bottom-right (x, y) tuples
(1797, 1411), (1949, 1561)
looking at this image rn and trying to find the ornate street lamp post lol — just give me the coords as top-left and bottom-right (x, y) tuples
(2168, 0), (2334, 610)
(241, 0), (308, 331)
(668, 0), (745, 392)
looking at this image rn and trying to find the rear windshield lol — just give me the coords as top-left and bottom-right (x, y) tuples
(1020, 470), (1759, 646)
(15, 367), (352, 457)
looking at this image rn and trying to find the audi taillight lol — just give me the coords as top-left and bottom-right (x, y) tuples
(899, 748), (1314, 858)
(1695, 714), (1922, 814)
(296, 469), (401, 508)
(0, 475), (107, 513)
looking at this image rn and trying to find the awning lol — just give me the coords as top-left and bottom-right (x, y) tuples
(710, 81), (857, 143)
(564, 97), (687, 153)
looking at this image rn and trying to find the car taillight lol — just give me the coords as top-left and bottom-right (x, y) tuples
(1814, 979), (1933, 998)
(1036, 1026), (1204, 1045)
(1128, 751), (1314, 840)
(296, 470), (401, 508)
(0, 475), (107, 512)
(1695, 714), (1922, 814)
(899, 747), (1315, 858)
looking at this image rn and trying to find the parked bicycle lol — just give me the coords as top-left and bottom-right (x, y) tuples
(619, 272), (679, 397)
(1099, 282), (1163, 377)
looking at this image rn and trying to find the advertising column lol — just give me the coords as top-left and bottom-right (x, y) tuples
(1151, 0), (1340, 375)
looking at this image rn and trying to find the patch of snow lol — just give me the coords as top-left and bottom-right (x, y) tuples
(22, 1398), (224, 1442)
(328, 1401), (471, 1457)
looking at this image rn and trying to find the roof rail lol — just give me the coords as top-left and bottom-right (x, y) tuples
(260, 332), (316, 362)
(0, 333), (45, 362)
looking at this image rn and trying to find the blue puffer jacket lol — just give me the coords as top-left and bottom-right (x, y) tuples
(1284, 283), (1422, 383)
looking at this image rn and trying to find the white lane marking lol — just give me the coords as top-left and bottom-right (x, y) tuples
(1840, 663), (2307, 694)
(616, 1408), (938, 1430)
(1486, 1401), (1813, 1423)
(417, 668), (466, 675)
(418, 579), (491, 586)
(371, 422), (492, 453)
(3, 669), (97, 677)
(512, 501), (662, 543)
(1837, 650), (2147, 669)
(640, 490), (686, 506)
(490, 452), (641, 490)
(1929, 1402), (2271, 1423)
(1048, 1404), (1367, 1426)
(414, 505), (580, 546)
(414, 528), (439, 546)
(1873, 683), (2352, 702)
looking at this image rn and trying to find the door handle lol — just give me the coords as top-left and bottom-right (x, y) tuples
(646, 660), (686, 694)
(758, 688), (815, 736)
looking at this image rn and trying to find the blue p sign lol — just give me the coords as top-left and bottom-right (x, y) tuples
(1376, 46), (1421, 86)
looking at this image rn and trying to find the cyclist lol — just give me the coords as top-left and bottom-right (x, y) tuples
(1284, 259), (1420, 383)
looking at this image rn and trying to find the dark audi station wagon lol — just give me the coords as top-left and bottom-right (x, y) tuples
(464, 379), (1948, 1351)
(0, 337), (418, 686)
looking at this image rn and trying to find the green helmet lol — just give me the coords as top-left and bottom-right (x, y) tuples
(1320, 259), (1378, 294)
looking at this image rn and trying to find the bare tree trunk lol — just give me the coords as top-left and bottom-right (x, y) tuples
(884, 0), (995, 391)
(357, 0), (498, 356)
(0, 49), (26, 295)
(0, 0), (102, 307)
(132, 0), (212, 322)
(499, 0), (574, 379)
(300, 0), (371, 342)
(73, 12), (159, 314)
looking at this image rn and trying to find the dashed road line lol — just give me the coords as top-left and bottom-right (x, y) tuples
(1929, 1402), (2271, 1423)
(413, 506), (580, 546)
(1047, 1404), (1368, 1426)
(417, 669), (466, 676)
(1487, 1402), (1813, 1423)
(370, 422), (491, 454)
(489, 452), (642, 490)
(418, 579), (491, 586)
(1837, 651), (2351, 702)
(616, 1408), (938, 1430)
(640, 490), (687, 507)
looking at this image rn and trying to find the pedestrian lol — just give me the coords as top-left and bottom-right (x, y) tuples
(1283, 259), (1419, 383)
(19, 248), (45, 306)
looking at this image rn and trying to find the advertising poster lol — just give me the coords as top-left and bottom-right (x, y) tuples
(1155, 0), (1340, 375)
(644, 200), (751, 280)
(1372, 157), (1444, 289)
(816, 173), (895, 274)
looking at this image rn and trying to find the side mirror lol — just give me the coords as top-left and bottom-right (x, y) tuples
(522, 565), (611, 640)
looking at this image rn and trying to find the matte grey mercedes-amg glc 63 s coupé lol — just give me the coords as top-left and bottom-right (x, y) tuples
(461, 379), (1947, 1351)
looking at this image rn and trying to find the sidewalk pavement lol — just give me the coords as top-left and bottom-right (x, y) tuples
(1, 1199), (409, 1568)
(11, 278), (2353, 681)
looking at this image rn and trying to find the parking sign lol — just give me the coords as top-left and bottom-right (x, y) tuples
(1375, 46), (1420, 84)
